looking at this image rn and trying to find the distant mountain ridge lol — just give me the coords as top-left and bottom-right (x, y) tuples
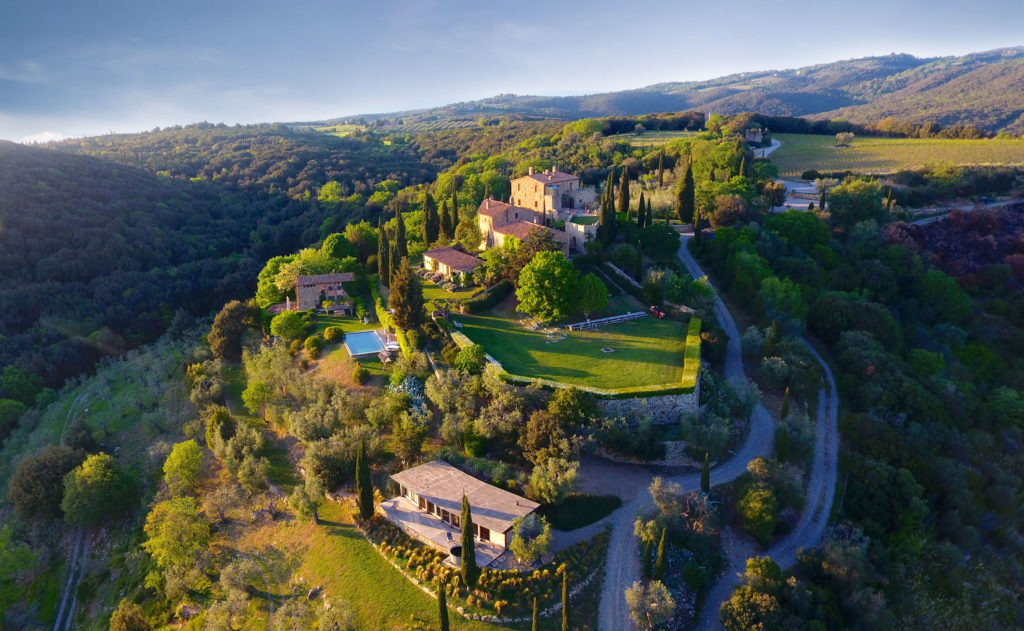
(317, 47), (1024, 134)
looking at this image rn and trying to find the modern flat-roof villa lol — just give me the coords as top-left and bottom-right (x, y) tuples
(381, 460), (539, 567)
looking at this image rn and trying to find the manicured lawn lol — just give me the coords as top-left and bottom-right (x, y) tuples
(771, 133), (1024, 176)
(421, 278), (483, 304)
(311, 314), (378, 337)
(454, 298), (689, 389)
(538, 494), (623, 531)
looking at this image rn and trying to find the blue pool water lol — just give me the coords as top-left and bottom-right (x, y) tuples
(345, 330), (384, 356)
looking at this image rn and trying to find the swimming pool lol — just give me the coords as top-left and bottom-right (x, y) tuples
(344, 330), (385, 356)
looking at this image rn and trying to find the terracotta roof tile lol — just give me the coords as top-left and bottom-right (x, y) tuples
(423, 247), (483, 272)
(295, 272), (355, 286)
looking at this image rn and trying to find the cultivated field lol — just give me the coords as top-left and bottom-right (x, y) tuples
(771, 133), (1024, 176)
(455, 296), (688, 390)
(605, 130), (697, 147)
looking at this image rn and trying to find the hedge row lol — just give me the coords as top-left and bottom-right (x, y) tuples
(461, 279), (513, 313)
(602, 262), (645, 303)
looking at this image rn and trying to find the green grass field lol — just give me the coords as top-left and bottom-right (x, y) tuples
(771, 133), (1024, 176)
(455, 297), (688, 390)
(606, 130), (697, 146)
(421, 278), (483, 304)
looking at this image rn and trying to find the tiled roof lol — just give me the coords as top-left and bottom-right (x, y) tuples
(477, 199), (529, 218)
(493, 220), (547, 241)
(390, 460), (539, 534)
(295, 272), (355, 286)
(423, 247), (483, 272)
(516, 169), (579, 186)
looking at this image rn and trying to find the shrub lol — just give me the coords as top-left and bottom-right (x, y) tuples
(738, 487), (778, 544)
(463, 280), (513, 313)
(405, 328), (422, 350)
(323, 326), (345, 342)
(352, 363), (369, 385)
(304, 335), (325, 359)
(288, 339), (303, 356)
(454, 344), (487, 374)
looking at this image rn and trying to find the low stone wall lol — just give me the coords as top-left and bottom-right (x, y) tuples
(598, 387), (699, 424)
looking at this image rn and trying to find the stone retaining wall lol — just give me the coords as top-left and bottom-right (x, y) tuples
(598, 388), (699, 424)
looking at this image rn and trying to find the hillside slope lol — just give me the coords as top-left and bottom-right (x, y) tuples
(320, 47), (1024, 134)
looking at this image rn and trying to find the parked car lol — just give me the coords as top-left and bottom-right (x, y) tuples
(981, 196), (995, 204)
(648, 305), (666, 319)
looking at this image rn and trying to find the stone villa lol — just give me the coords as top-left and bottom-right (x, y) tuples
(476, 198), (571, 255)
(383, 460), (539, 566)
(422, 246), (483, 281)
(294, 272), (355, 311)
(510, 166), (595, 223)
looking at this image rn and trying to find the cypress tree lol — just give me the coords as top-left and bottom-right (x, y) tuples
(532, 597), (538, 631)
(394, 207), (408, 259)
(642, 539), (654, 578)
(653, 527), (667, 580)
(676, 161), (695, 224)
(637, 193), (647, 229)
(701, 452), (710, 494)
(355, 441), (373, 520)
(657, 151), (665, 187)
(452, 187), (459, 225)
(377, 217), (390, 287)
(819, 189), (827, 212)
(777, 426), (790, 463)
(438, 579), (450, 631)
(781, 386), (791, 419)
(807, 201), (815, 211)
(738, 155), (746, 178)
(389, 243), (399, 286)
(561, 570), (569, 631)
(460, 495), (478, 587)
(422, 192), (439, 245)
(388, 257), (425, 330)
(439, 199), (454, 241)
(617, 167), (630, 216)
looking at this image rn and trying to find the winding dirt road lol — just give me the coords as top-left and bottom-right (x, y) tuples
(596, 237), (839, 631)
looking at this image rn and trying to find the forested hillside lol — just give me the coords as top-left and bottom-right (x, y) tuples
(0, 126), (441, 403)
(322, 47), (1024, 135)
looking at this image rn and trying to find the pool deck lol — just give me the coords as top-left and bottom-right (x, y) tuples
(379, 496), (505, 567)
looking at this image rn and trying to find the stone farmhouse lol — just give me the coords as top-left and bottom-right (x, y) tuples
(510, 166), (595, 223)
(476, 198), (570, 255)
(294, 272), (355, 311)
(383, 460), (539, 566)
(422, 246), (483, 281)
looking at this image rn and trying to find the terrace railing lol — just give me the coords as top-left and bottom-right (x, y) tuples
(566, 311), (646, 331)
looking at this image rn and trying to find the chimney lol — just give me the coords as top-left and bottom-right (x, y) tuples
(552, 164), (557, 173)
(528, 166), (534, 175)
(485, 199), (490, 209)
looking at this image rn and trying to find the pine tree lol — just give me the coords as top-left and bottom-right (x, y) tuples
(440, 199), (454, 240)
(438, 578), (450, 631)
(460, 495), (478, 588)
(394, 207), (408, 259)
(377, 218), (390, 287)
(532, 597), (539, 631)
(388, 258), (425, 330)
(653, 527), (667, 580)
(561, 570), (569, 631)
(701, 452), (710, 494)
(617, 167), (630, 216)
(657, 151), (665, 187)
(356, 441), (373, 520)
(422, 192), (439, 245)
(676, 161), (695, 224)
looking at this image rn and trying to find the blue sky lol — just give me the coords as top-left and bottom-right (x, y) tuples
(1, 0), (1021, 141)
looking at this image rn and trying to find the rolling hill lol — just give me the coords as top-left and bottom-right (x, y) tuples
(314, 47), (1024, 135)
